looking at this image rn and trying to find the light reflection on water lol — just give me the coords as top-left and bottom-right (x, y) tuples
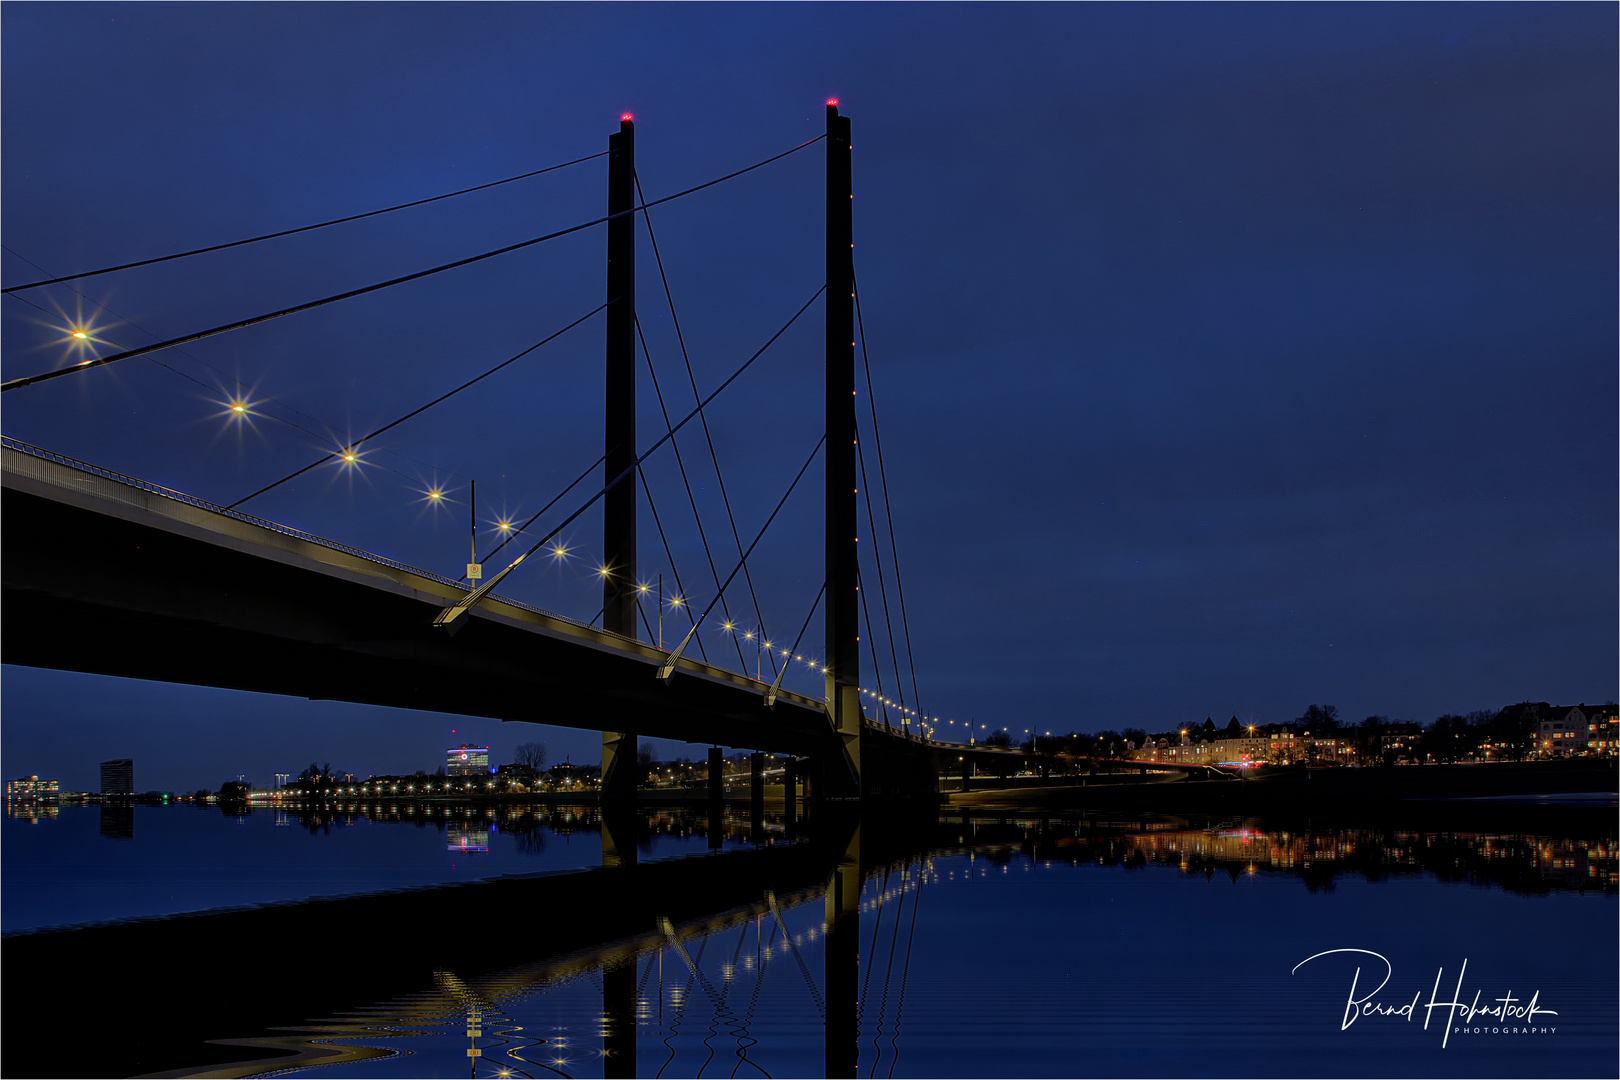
(80, 810), (1612, 1080)
(1, 802), (778, 932)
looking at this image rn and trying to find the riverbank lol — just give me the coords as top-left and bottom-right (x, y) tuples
(946, 758), (1617, 811)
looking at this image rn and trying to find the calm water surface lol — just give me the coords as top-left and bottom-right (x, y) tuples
(4, 802), (748, 931)
(5, 801), (1615, 1078)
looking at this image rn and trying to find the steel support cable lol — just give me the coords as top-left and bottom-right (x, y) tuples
(634, 173), (778, 675)
(592, 521), (714, 662)
(660, 919), (747, 1056)
(692, 926), (740, 1080)
(656, 435), (825, 678)
(2, 245), (442, 476)
(856, 568), (892, 728)
(765, 893), (825, 1018)
(766, 581), (824, 706)
(471, 452), (606, 571)
(589, 576), (647, 631)
(854, 274), (925, 728)
(225, 300), (611, 509)
(685, 904), (753, 1077)
(867, 864), (911, 1078)
(884, 859), (925, 1079)
(859, 868), (892, 1015)
(4, 283), (333, 445)
(716, 919), (768, 1079)
(2, 134), (827, 393)
(2, 271), (223, 395)
(2, 151), (613, 294)
(637, 316), (750, 673)
(636, 461), (712, 664)
(730, 918), (773, 1080)
(656, 930), (708, 1080)
(436, 286), (824, 629)
(856, 425), (908, 725)
(507, 1047), (570, 1080)
(638, 948), (661, 998)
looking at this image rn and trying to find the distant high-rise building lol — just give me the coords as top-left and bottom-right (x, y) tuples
(100, 759), (134, 796)
(446, 745), (490, 777)
(274, 772), (291, 789)
(100, 803), (134, 840)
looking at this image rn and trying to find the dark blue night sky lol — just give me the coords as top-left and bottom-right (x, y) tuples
(3, 4), (1614, 793)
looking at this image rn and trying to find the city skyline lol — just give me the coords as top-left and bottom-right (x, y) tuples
(4, 5), (1615, 792)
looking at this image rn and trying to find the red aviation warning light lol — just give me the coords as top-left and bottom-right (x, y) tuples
(826, 98), (839, 107)
(621, 112), (634, 122)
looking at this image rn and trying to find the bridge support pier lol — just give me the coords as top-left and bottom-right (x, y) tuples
(960, 756), (971, 794)
(783, 758), (799, 826)
(823, 821), (862, 1078)
(707, 746), (724, 850)
(707, 747), (724, 804)
(602, 958), (637, 1078)
(600, 807), (637, 869)
(749, 752), (765, 838)
(600, 729), (638, 804)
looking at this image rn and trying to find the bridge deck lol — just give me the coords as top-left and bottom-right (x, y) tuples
(2, 439), (951, 768)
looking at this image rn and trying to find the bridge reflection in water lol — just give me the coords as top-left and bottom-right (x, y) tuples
(3, 805), (1612, 1079)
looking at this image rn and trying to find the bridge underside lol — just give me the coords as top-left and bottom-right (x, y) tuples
(2, 447), (942, 795)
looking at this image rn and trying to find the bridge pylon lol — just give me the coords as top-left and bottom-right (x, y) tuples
(600, 114), (639, 803)
(821, 100), (863, 800)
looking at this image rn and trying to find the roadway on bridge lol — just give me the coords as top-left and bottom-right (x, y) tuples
(2, 439), (951, 772)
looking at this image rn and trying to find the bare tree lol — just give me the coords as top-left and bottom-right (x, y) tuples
(514, 742), (548, 771)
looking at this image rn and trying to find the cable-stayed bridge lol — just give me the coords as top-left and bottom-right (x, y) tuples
(1, 103), (991, 800)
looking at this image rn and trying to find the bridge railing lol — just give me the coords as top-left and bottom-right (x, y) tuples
(1, 435), (829, 689)
(4, 436), (885, 715)
(0, 435), (586, 631)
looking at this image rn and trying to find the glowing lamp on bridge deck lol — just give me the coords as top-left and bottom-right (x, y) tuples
(71, 331), (88, 339)
(428, 489), (442, 500)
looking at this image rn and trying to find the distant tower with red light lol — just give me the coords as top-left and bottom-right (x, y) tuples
(446, 744), (490, 777)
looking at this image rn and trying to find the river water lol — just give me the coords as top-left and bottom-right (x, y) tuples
(4, 800), (1615, 1078)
